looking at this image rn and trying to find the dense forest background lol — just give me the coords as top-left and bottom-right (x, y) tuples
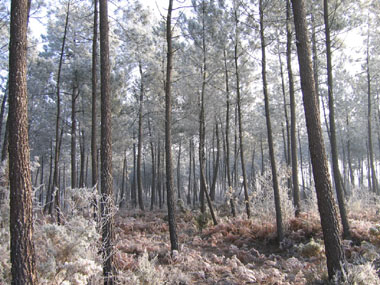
(1, 0), (380, 284)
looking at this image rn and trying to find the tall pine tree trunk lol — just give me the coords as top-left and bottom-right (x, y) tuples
(223, 49), (236, 217)
(323, 0), (350, 239)
(165, 0), (179, 252)
(259, 0), (283, 243)
(53, 1), (70, 223)
(366, 36), (379, 194)
(233, 3), (250, 218)
(99, 0), (115, 282)
(286, 0), (301, 216)
(91, 0), (99, 219)
(137, 62), (145, 211)
(8, 0), (37, 282)
(291, 0), (346, 280)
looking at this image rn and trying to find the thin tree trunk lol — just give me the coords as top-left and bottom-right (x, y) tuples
(53, 1), (70, 224)
(187, 138), (192, 205)
(286, 0), (301, 216)
(234, 4), (251, 219)
(157, 140), (162, 209)
(323, 0), (350, 239)
(91, 0), (99, 219)
(210, 122), (220, 201)
(39, 156), (44, 204)
(346, 114), (355, 186)
(148, 119), (156, 210)
(259, 0), (283, 243)
(79, 129), (85, 188)
(119, 152), (126, 208)
(131, 133), (137, 207)
(137, 62), (145, 211)
(223, 49), (236, 217)
(165, 0), (179, 252)
(366, 38), (379, 194)
(71, 83), (78, 189)
(177, 139), (182, 200)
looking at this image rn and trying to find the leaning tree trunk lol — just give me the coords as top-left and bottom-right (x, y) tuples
(8, 0), (37, 282)
(323, 0), (350, 239)
(99, 0), (115, 282)
(259, 0), (283, 243)
(165, 0), (179, 252)
(291, 0), (347, 280)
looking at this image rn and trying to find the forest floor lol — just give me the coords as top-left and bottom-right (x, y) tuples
(112, 202), (380, 284)
(2, 188), (380, 284)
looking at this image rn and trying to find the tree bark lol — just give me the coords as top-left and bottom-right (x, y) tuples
(137, 62), (145, 211)
(71, 83), (78, 189)
(210, 122), (220, 201)
(131, 133), (137, 207)
(286, 0), (301, 216)
(223, 49), (236, 217)
(366, 38), (379, 194)
(119, 152), (126, 208)
(53, 1), (70, 224)
(79, 129), (85, 188)
(291, 0), (346, 280)
(323, 0), (350, 239)
(177, 139), (182, 199)
(259, 0), (283, 242)
(8, 0), (37, 282)
(165, 0), (179, 252)
(148, 119), (156, 210)
(91, 0), (99, 218)
(234, 4), (251, 219)
(99, 0), (115, 282)
(157, 140), (162, 209)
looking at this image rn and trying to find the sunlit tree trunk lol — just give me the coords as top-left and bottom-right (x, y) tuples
(8, 0), (37, 282)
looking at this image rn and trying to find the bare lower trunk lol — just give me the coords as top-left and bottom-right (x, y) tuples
(291, 0), (346, 280)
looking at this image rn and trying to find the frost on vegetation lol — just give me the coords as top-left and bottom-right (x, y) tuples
(297, 238), (324, 258)
(34, 215), (101, 284)
(344, 262), (380, 285)
(0, 165), (10, 284)
(250, 165), (295, 225)
(347, 187), (380, 220)
(117, 251), (164, 285)
(0, 227), (10, 284)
